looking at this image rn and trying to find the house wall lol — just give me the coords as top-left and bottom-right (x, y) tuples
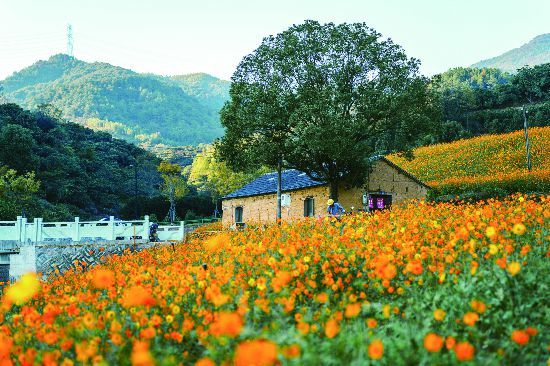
(222, 185), (329, 226)
(222, 159), (428, 226)
(367, 159), (428, 201)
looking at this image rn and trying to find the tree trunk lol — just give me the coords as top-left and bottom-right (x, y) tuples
(329, 180), (339, 201)
(276, 156), (282, 223)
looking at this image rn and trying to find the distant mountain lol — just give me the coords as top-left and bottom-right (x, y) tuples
(170, 73), (230, 112)
(0, 54), (229, 146)
(472, 33), (550, 72)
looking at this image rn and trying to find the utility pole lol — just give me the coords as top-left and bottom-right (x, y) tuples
(522, 105), (532, 172)
(130, 163), (138, 219)
(67, 24), (74, 57)
(276, 155), (282, 223)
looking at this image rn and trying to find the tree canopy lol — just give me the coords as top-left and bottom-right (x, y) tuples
(219, 20), (437, 200)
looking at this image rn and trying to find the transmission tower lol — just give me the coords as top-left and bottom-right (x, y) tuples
(66, 24), (74, 57)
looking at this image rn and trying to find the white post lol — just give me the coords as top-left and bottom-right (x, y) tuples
(109, 216), (115, 240)
(73, 217), (80, 242)
(144, 215), (150, 242)
(37, 218), (43, 242)
(20, 217), (27, 244)
(180, 221), (185, 241)
(33, 218), (39, 243)
(16, 216), (22, 242)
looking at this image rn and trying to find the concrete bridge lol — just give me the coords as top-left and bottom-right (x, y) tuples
(0, 216), (212, 283)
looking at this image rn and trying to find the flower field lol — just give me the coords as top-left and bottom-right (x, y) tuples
(1, 195), (549, 365)
(388, 127), (550, 198)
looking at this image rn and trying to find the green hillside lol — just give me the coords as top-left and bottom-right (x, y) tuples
(0, 103), (161, 220)
(472, 33), (550, 72)
(170, 73), (230, 112)
(1, 54), (226, 146)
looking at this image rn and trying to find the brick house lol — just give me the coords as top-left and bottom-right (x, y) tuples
(221, 156), (429, 226)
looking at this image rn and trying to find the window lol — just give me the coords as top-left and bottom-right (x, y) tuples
(235, 206), (243, 223)
(304, 197), (315, 217)
(368, 194), (392, 212)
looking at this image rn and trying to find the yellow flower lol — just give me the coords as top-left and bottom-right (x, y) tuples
(507, 261), (521, 276)
(382, 304), (391, 318)
(5, 273), (40, 305)
(489, 244), (499, 255)
(434, 309), (446, 321)
(512, 223), (526, 235)
(485, 226), (497, 238)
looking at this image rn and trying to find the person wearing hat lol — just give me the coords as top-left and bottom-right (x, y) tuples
(327, 198), (345, 218)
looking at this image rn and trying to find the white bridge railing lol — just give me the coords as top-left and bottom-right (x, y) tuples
(0, 216), (187, 250)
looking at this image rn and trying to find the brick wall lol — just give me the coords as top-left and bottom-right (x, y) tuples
(222, 159), (428, 226)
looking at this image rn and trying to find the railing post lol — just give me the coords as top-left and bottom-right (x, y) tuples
(37, 218), (43, 242)
(144, 215), (150, 242)
(109, 216), (115, 240)
(33, 218), (39, 243)
(20, 217), (27, 244)
(73, 217), (80, 242)
(15, 216), (22, 243)
(180, 221), (185, 241)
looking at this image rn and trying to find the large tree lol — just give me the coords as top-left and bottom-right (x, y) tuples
(220, 20), (437, 202)
(158, 161), (187, 223)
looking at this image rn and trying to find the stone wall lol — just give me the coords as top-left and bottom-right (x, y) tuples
(367, 159), (428, 201)
(8, 241), (156, 281)
(221, 159), (429, 226)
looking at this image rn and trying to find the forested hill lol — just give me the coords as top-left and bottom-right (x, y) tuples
(0, 54), (227, 146)
(472, 33), (550, 72)
(169, 73), (230, 112)
(0, 103), (161, 220)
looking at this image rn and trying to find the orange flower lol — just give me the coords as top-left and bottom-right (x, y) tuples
(366, 318), (378, 328)
(511, 330), (529, 345)
(271, 271), (292, 293)
(368, 340), (384, 360)
(507, 261), (521, 276)
(470, 300), (486, 314)
(525, 327), (538, 336)
(44, 331), (59, 345)
(209, 312), (243, 337)
(382, 264), (397, 280)
(463, 312), (479, 327)
(0, 333), (13, 359)
(92, 269), (115, 289)
(316, 293), (329, 303)
(445, 336), (456, 350)
(433, 309), (446, 321)
(121, 286), (155, 308)
(234, 339), (277, 366)
(344, 303), (361, 318)
(406, 260), (423, 275)
(424, 333), (443, 353)
(454, 342), (475, 361)
(131, 341), (154, 366)
(195, 358), (215, 366)
(282, 344), (301, 358)
(325, 319), (339, 338)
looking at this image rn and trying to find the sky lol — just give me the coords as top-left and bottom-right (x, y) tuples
(0, 0), (549, 80)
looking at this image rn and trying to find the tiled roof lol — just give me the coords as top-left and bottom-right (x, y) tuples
(224, 169), (325, 199)
(223, 157), (430, 200)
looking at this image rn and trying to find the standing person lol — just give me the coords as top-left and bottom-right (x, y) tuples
(327, 199), (345, 218)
